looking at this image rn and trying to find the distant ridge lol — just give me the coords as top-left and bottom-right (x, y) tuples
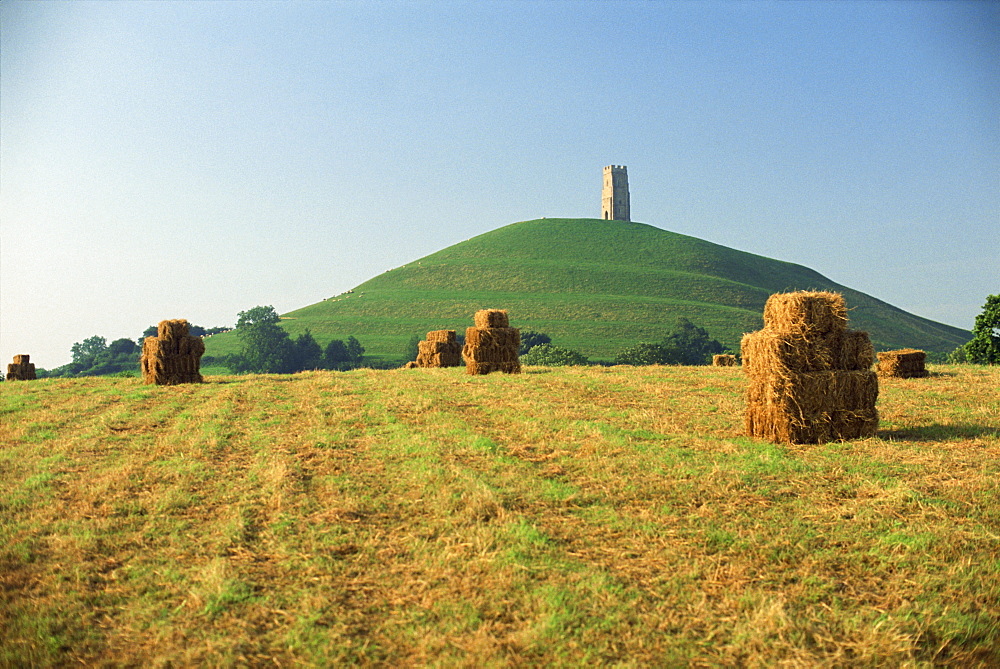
(205, 218), (969, 363)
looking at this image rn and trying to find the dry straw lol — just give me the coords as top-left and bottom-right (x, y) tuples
(6, 354), (36, 381)
(713, 354), (738, 367)
(463, 309), (521, 375)
(474, 309), (510, 329)
(742, 291), (877, 444)
(414, 330), (462, 368)
(141, 319), (205, 385)
(876, 349), (929, 379)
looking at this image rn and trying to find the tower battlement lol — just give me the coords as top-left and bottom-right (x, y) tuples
(601, 165), (630, 221)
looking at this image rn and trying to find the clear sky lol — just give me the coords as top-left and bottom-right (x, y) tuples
(2, 1), (997, 368)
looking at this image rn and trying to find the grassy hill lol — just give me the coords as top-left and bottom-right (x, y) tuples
(205, 218), (970, 364)
(2, 365), (998, 665)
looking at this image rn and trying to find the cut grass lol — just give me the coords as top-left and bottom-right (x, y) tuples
(1, 365), (998, 665)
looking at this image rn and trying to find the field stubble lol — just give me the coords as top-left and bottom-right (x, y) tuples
(1, 365), (998, 666)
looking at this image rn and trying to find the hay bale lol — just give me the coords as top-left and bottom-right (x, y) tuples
(742, 291), (877, 444)
(473, 309), (509, 329)
(463, 311), (520, 376)
(876, 349), (928, 378)
(762, 291), (847, 334)
(425, 330), (457, 343)
(414, 332), (462, 368)
(713, 354), (738, 367)
(6, 354), (36, 381)
(402, 361), (419, 369)
(141, 319), (204, 385)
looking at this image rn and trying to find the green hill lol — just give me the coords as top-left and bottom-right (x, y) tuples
(205, 218), (969, 364)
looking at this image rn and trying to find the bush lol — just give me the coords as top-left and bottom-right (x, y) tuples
(521, 344), (589, 367)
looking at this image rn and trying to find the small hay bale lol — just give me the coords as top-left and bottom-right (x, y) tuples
(473, 309), (510, 329)
(6, 354), (36, 381)
(762, 291), (848, 334)
(415, 338), (462, 367)
(402, 361), (419, 369)
(713, 354), (737, 367)
(876, 349), (929, 378)
(141, 319), (204, 385)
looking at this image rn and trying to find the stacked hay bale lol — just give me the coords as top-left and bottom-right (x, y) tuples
(713, 354), (738, 367)
(741, 291), (878, 444)
(463, 309), (521, 375)
(876, 349), (929, 378)
(415, 330), (463, 368)
(6, 354), (36, 381)
(141, 319), (205, 385)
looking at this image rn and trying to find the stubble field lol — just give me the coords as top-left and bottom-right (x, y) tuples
(2, 364), (998, 666)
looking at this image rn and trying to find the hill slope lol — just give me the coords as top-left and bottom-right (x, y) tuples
(206, 218), (969, 363)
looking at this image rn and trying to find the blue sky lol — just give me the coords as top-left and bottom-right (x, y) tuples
(2, 1), (997, 368)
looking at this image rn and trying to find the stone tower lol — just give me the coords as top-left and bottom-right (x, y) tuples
(601, 165), (630, 221)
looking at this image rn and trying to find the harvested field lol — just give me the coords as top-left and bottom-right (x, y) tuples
(1, 364), (998, 666)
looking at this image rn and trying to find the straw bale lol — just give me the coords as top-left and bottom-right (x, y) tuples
(713, 354), (738, 367)
(763, 291), (848, 334)
(141, 320), (204, 385)
(741, 328), (835, 375)
(415, 339), (462, 367)
(426, 330), (457, 343)
(6, 355), (36, 381)
(834, 330), (875, 371)
(876, 349), (928, 378)
(462, 345), (520, 364)
(473, 309), (509, 329)
(157, 319), (190, 340)
(402, 361), (419, 369)
(745, 370), (877, 444)
(464, 327), (521, 349)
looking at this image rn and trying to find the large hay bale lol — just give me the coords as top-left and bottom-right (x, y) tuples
(463, 311), (521, 376)
(141, 319), (204, 385)
(876, 349), (928, 379)
(6, 354), (36, 381)
(742, 291), (877, 444)
(713, 354), (737, 367)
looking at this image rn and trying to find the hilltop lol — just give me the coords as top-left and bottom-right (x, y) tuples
(205, 218), (969, 363)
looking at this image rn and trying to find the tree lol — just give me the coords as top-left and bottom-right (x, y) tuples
(614, 319), (726, 366)
(521, 344), (589, 366)
(615, 342), (676, 366)
(661, 318), (726, 365)
(404, 334), (421, 362)
(324, 339), (350, 370)
(108, 338), (139, 357)
(519, 330), (552, 356)
(233, 305), (296, 373)
(71, 336), (107, 365)
(345, 336), (365, 366)
(293, 330), (324, 371)
(963, 294), (1000, 365)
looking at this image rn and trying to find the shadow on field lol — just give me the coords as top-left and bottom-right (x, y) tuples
(881, 423), (1000, 442)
